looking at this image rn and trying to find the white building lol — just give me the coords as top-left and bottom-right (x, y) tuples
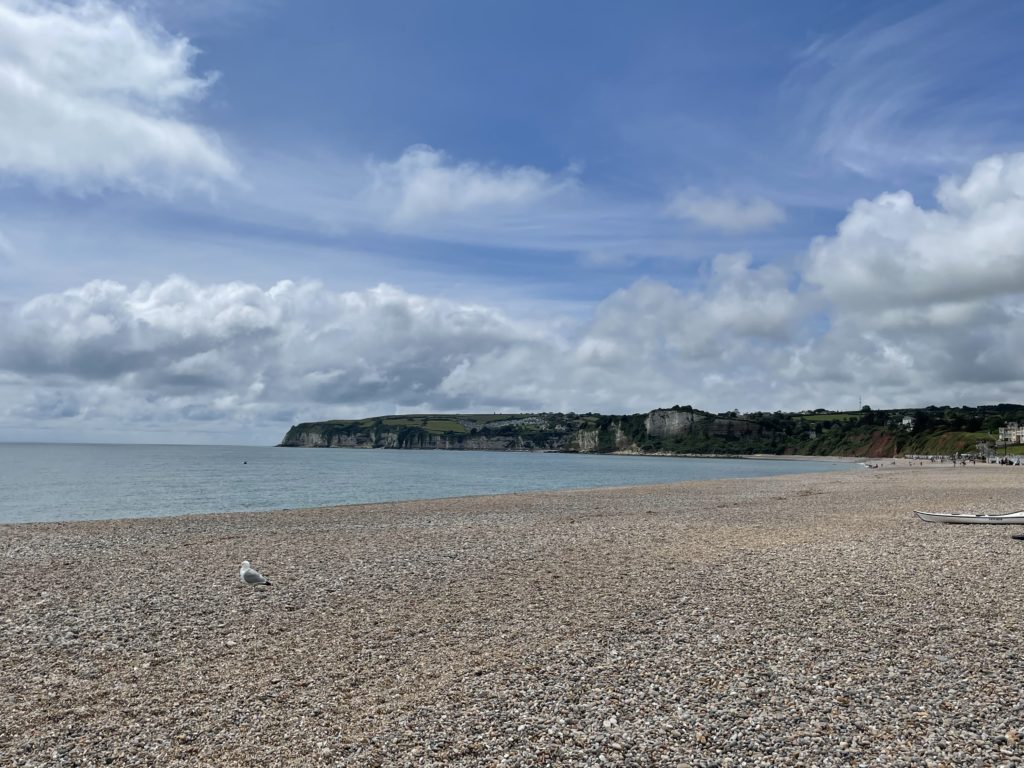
(998, 422), (1024, 444)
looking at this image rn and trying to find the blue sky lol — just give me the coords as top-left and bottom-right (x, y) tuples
(3, 0), (1024, 444)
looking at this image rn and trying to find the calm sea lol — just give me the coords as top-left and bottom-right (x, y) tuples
(0, 444), (856, 524)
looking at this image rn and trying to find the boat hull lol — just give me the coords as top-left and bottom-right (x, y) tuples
(916, 510), (1024, 525)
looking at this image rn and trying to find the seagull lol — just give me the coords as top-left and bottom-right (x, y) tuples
(239, 560), (272, 587)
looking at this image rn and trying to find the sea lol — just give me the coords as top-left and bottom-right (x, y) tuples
(0, 443), (857, 525)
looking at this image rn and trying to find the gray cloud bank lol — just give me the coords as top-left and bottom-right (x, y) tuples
(5, 151), (1024, 443)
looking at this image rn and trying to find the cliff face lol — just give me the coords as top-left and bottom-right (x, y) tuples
(279, 408), (763, 455)
(280, 402), (1024, 457)
(286, 430), (364, 448)
(280, 422), (547, 451)
(645, 409), (696, 437)
(574, 428), (600, 453)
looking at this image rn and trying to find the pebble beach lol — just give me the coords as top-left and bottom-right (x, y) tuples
(3, 463), (1024, 767)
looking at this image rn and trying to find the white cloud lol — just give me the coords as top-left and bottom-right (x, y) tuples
(667, 188), (785, 232)
(796, 151), (1024, 404)
(0, 276), (553, 433)
(0, 0), (234, 193)
(438, 153), (1024, 414)
(806, 153), (1024, 311)
(8, 152), (1024, 442)
(439, 255), (807, 412)
(366, 144), (573, 224)
(0, 265), (809, 440)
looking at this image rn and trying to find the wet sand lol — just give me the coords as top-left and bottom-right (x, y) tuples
(3, 464), (1024, 766)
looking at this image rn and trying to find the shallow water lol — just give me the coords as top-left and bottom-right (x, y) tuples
(0, 443), (856, 524)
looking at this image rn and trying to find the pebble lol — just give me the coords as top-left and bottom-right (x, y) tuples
(2, 465), (1023, 765)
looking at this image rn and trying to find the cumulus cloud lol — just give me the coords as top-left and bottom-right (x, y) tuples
(438, 152), (1024, 414)
(8, 152), (1024, 442)
(437, 254), (808, 413)
(587, 253), (799, 360)
(806, 153), (1024, 311)
(797, 151), (1024, 404)
(0, 0), (234, 192)
(667, 188), (785, 232)
(0, 263), (810, 438)
(366, 144), (574, 224)
(0, 277), (553, 431)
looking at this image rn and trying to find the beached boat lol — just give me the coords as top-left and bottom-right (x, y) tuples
(916, 510), (1024, 525)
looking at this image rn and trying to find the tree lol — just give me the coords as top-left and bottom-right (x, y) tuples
(983, 415), (1005, 433)
(913, 410), (933, 434)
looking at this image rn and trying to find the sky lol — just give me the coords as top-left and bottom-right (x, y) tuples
(3, 0), (1024, 445)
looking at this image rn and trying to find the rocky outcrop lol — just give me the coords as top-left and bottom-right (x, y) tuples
(642, 409), (760, 440)
(574, 429), (599, 453)
(457, 435), (531, 451)
(612, 423), (635, 451)
(280, 425), (541, 451)
(644, 409), (697, 437)
(285, 431), (367, 448)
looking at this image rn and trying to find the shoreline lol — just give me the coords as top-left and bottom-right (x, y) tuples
(0, 450), (862, 528)
(621, 451), (866, 462)
(0, 464), (858, 530)
(5, 465), (1024, 765)
(286, 442), (867, 463)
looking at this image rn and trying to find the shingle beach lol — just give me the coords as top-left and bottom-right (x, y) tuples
(3, 463), (1024, 767)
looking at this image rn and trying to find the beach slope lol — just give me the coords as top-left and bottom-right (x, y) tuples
(3, 466), (1024, 765)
